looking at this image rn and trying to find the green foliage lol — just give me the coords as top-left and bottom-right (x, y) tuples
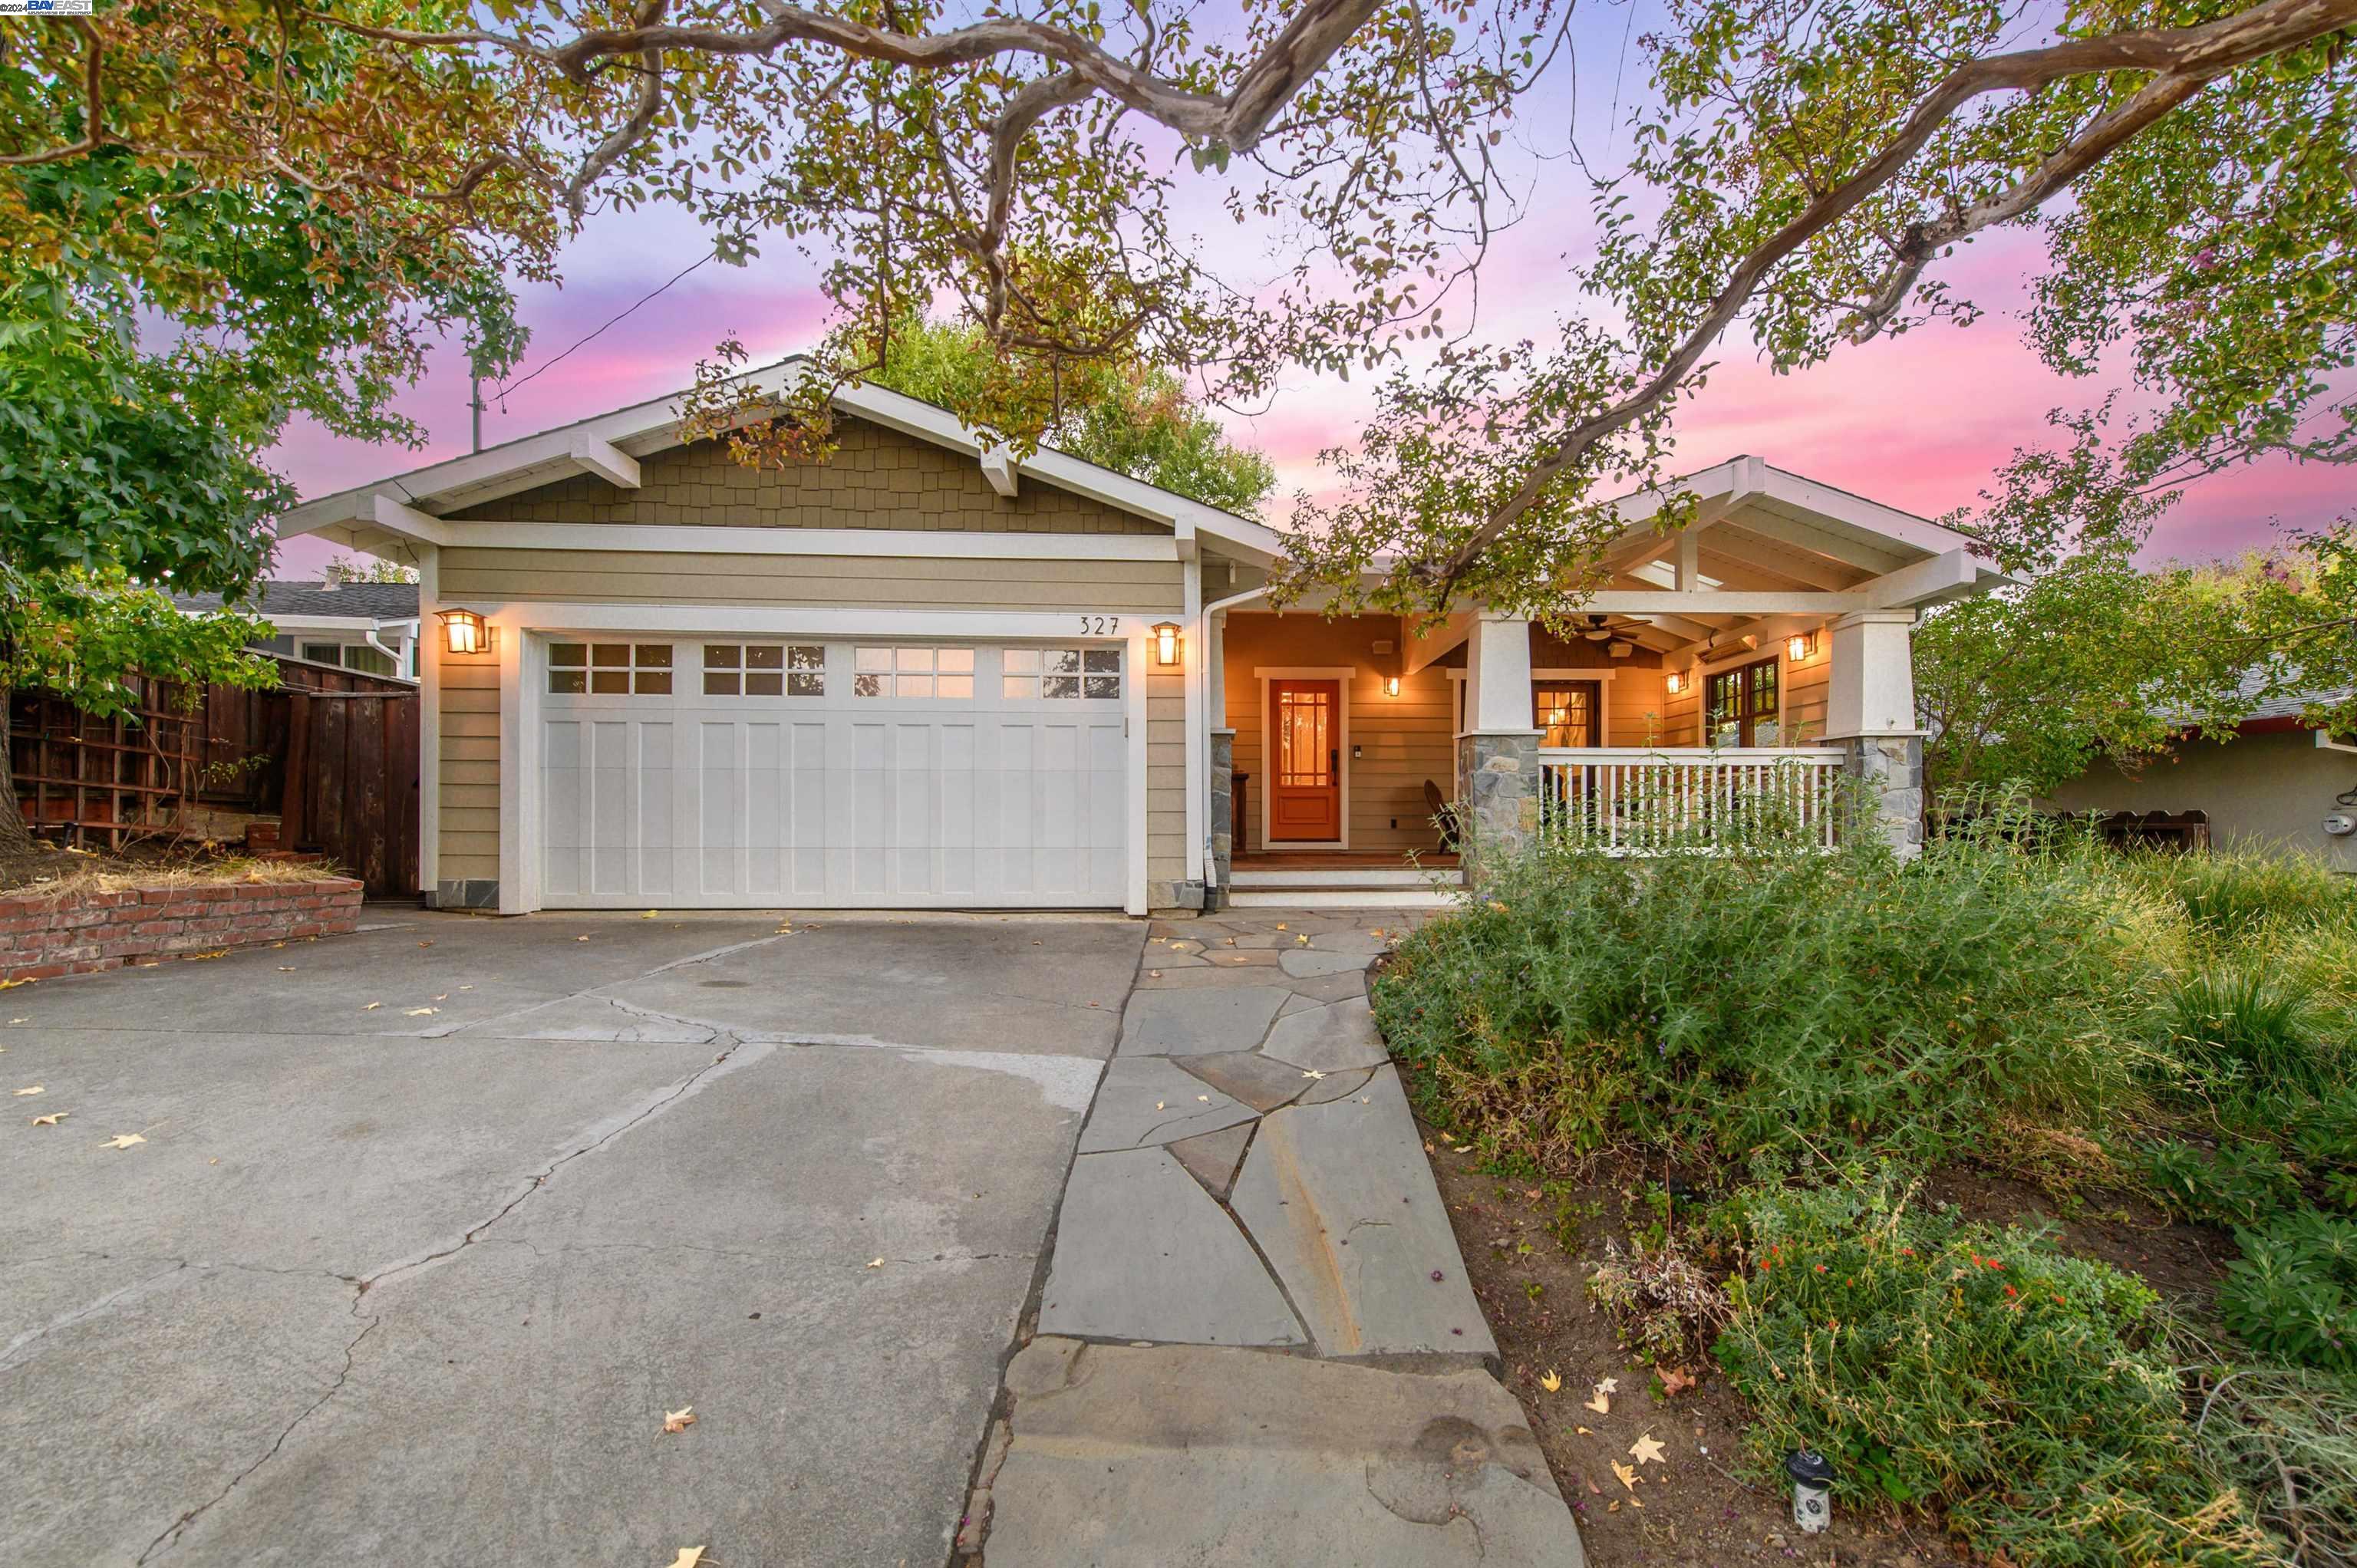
(2134, 1138), (2304, 1228)
(2170, 970), (2334, 1105)
(1717, 1167), (2276, 1566)
(2120, 848), (2357, 943)
(2220, 1211), (2357, 1374)
(1370, 817), (2154, 1174)
(0, 568), (275, 722)
(861, 315), (1275, 516)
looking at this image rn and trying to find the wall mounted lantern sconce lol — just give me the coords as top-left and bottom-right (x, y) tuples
(1665, 670), (1685, 696)
(1384, 675), (1401, 697)
(1787, 631), (1818, 662)
(437, 608), (494, 656)
(1152, 621), (1182, 667)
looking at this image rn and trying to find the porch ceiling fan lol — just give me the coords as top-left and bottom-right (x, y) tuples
(1575, 611), (1647, 642)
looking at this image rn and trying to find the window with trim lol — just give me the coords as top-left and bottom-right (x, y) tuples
(852, 646), (974, 698)
(1004, 647), (1122, 700)
(1706, 658), (1779, 747)
(300, 641), (397, 678)
(549, 642), (672, 695)
(704, 644), (822, 697)
(1532, 681), (1597, 748)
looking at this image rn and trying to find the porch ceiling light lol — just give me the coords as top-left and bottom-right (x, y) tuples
(1152, 620), (1182, 667)
(437, 607), (493, 655)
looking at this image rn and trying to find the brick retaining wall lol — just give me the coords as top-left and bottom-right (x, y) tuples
(0, 878), (364, 983)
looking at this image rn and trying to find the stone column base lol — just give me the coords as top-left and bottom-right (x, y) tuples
(1454, 730), (1542, 885)
(1838, 732), (1926, 859)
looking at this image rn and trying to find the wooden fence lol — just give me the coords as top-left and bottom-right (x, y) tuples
(9, 656), (420, 898)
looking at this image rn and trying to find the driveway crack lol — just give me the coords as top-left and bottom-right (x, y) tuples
(137, 1317), (379, 1563)
(358, 1036), (766, 1298)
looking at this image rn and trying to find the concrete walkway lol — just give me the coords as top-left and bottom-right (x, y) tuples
(965, 909), (1585, 1566)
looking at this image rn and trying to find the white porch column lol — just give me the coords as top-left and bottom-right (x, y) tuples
(1462, 613), (1535, 734)
(1825, 609), (1926, 858)
(1208, 609), (1228, 730)
(1206, 609), (1235, 906)
(1455, 614), (1542, 879)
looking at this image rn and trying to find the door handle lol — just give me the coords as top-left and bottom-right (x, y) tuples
(1330, 748), (1340, 776)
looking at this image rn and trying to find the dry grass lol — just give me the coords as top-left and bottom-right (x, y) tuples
(1, 845), (345, 903)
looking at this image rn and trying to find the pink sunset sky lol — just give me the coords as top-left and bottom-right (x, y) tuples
(269, 8), (2348, 578)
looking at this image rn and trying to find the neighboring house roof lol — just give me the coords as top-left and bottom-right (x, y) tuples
(173, 580), (419, 624)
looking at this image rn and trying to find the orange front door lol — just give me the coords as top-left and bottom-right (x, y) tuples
(1269, 679), (1342, 842)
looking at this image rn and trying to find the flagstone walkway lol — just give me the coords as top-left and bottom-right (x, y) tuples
(963, 908), (1587, 1567)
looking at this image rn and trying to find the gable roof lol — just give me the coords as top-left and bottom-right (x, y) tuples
(277, 357), (1291, 565)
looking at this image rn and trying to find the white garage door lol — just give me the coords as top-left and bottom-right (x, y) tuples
(539, 639), (1129, 908)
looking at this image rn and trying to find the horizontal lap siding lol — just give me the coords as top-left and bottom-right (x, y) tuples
(439, 657), (502, 881)
(437, 551), (1182, 613)
(1146, 668), (1187, 889)
(1607, 668), (1670, 746)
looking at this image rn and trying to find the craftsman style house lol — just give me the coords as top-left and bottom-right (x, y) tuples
(282, 363), (2005, 914)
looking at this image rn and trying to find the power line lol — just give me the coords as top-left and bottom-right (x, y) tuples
(494, 248), (719, 411)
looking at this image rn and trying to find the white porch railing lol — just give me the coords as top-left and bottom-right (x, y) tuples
(1537, 746), (1848, 852)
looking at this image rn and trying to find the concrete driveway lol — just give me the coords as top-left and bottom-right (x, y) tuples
(1, 909), (1144, 1568)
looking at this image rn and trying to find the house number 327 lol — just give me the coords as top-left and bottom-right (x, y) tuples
(1077, 615), (1121, 636)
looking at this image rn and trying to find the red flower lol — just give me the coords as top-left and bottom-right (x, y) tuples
(2004, 1284), (2019, 1298)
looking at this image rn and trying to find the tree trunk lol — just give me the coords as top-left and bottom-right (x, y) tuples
(0, 687), (31, 854)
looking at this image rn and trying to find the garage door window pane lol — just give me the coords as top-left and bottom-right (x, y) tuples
(855, 647), (892, 674)
(592, 670), (631, 693)
(746, 671), (783, 696)
(592, 644), (631, 667)
(549, 644), (592, 693)
(636, 644), (672, 667)
(635, 670), (672, 694)
(705, 644), (742, 668)
(787, 646), (823, 697)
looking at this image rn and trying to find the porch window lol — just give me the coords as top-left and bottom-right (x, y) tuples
(1706, 657), (1779, 747)
(1532, 681), (1597, 748)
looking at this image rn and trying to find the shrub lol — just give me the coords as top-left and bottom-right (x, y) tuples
(1371, 824), (2157, 1173)
(2220, 1211), (2357, 1373)
(2137, 1138), (2304, 1226)
(1716, 1168), (2276, 1566)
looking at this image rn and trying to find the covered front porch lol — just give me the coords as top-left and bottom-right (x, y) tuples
(1192, 457), (2005, 900)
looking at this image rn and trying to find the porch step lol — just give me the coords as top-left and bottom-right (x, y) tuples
(1225, 888), (1460, 910)
(1228, 867), (1455, 890)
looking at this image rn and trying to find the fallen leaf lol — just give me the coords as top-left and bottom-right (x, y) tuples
(404, 1007), (438, 1016)
(642, 910), (660, 920)
(1195, 1095), (1209, 1103)
(1611, 1460), (1639, 1493)
(31, 1112), (64, 1126)
(1585, 1391), (1611, 1415)
(1575, 1425), (1592, 1435)
(433, 993), (448, 1002)
(0, 978), (33, 990)
(663, 1406), (697, 1434)
(278, 966), (298, 972)
(14, 1085), (42, 1096)
(576, 935), (591, 942)
(664, 1550), (706, 1568)
(102, 1134), (145, 1150)
(1596, 1375), (1620, 1395)
(1301, 1069), (1324, 1080)
(1539, 1369), (1562, 1392)
(418, 940), (433, 947)
(1630, 1434), (1666, 1466)
(363, 1002), (381, 1011)
(184, 950), (229, 960)
(1155, 1102), (1165, 1111)
(866, 1257), (884, 1269)
(1658, 1366), (1696, 1397)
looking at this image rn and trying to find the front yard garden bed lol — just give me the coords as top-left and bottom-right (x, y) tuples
(0, 867), (362, 983)
(1376, 817), (2357, 1567)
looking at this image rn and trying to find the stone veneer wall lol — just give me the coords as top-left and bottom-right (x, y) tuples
(0, 878), (364, 983)
(1842, 733), (1925, 859)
